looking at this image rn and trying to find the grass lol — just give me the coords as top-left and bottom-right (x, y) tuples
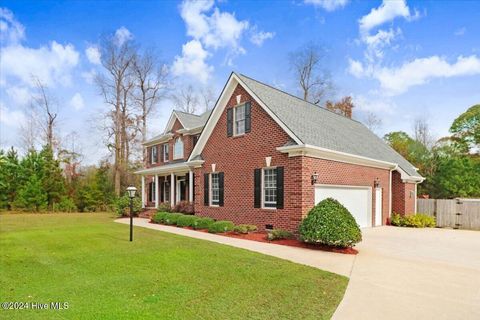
(0, 212), (348, 320)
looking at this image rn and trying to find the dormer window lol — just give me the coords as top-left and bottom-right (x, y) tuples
(173, 137), (184, 159)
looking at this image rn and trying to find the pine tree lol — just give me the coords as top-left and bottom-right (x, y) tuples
(40, 145), (65, 209)
(15, 174), (48, 211)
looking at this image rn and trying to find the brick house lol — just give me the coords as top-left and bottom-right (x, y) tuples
(135, 72), (424, 231)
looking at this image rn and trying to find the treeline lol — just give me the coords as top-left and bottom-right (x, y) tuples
(384, 104), (480, 198)
(0, 145), (123, 212)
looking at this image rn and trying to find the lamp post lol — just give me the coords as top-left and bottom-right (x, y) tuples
(126, 186), (137, 242)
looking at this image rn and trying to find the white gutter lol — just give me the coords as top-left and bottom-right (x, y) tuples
(143, 133), (174, 146)
(134, 160), (204, 175)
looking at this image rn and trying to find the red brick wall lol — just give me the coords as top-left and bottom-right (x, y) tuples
(392, 171), (416, 215)
(194, 84), (302, 231)
(146, 119), (198, 168)
(301, 157), (391, 225)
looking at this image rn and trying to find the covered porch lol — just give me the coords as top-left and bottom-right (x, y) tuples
(135, 161), (203, 209)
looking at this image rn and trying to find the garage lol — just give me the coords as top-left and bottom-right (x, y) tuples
(314, 185), (372, 228)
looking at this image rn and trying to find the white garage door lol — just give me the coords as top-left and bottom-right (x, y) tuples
(314, 185), (372, 228)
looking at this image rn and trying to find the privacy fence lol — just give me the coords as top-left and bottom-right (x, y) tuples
(417, 199), (480, 230)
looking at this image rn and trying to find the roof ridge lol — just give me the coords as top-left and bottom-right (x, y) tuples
(237, 72), (363, 125)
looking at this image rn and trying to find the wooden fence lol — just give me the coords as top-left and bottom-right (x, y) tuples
(417, 199), (480, 230)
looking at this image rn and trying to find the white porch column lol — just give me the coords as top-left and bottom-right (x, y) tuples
(155, 174), (159, 209)
(188, 170), (194, 203)
(170, 173), (175, 206)
(141, 175), (145, 208)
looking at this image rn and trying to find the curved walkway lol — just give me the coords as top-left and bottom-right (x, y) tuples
(115, 218), (355, 277)
(115, 219), (480, 320)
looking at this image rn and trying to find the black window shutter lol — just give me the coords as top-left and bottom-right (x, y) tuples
(148, 147), (151, 164)
(204, 173), (209, 206)
(227, 108), (233, 137)
(254, 169), (261, 208)
(276, 167), (284, 209)
(218, 172), (224, 207)
(245, 101), (251, 133)
(160, 145), (163, 162)
(155, 146), (159, 163)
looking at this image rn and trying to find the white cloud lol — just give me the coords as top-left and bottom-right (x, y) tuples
(114, 26), (133, 46)
(172, 40), (213, 83)
(0, 102), (26, 127)
(304, 0), (349, 11)
(351, 55), (480, 96)
(85, 45), (101, 64)
(363, 27), (401, 61)
(176, 0), (259, 81)
(1, 41), (79, 87)
(359, 0), (418, 35)
(6, 86), (31, 106)
(352, 94), (396, 114)
(69, 92), (85, 110)
(81, 68), (97, 84)
(0, 7), (25, 44)
(454, 27), (466, 37)
(250, 29), (275, 46)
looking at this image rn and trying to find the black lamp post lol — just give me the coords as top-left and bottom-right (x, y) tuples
(126, 186), (137, 242)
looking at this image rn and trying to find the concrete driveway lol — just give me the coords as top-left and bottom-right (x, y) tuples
(333, 226), (480, 320)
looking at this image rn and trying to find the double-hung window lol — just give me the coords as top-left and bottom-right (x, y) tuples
(163, 144), (169, 162)
(173, 137), (184, 159)
(210, 173), (220, 206)
(263, 168), (277, 208)
(151, 146), (158, 164)
(234, 104), (246, 136)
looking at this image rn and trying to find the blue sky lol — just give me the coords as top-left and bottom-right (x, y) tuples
(1, 0), (480, 164)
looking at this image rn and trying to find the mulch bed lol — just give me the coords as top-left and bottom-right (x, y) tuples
(148, 220), (358, 255)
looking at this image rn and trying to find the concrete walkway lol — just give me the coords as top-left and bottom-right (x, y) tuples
(115, 218), (355, 277)
(116, 219), (480, 320)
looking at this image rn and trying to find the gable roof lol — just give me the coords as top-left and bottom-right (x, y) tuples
(236, 73), (421, 178)
(189, 72), (422, 180)
(143, 109), (212, 146)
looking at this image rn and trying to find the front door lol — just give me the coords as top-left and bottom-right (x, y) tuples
(176, 178), (186, 202)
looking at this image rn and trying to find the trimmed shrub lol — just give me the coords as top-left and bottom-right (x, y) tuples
(193, 217), (215, 230)
(176, 215), (200, 228)
(152, 212), (170, 224)
(391, 213), (436, 228)
(299, 198), (362, 248)
(157, 202), (172, 213)
(53, 197), (77, 212)
(115, 195), (142, 217)
(267, 229), (293, 241)
(173, 201), (195, 214)
(234, 224), (258, 234)
(208, 220), (235, 233)
(164, 213), (183, 225)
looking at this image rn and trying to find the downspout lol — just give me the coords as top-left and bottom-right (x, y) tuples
(389, 165), (398, 219)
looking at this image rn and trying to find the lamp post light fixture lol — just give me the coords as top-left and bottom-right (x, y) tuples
(311, 172), (319, 185)
(374, 178), (381, 188)
(126, 186), (137, 242)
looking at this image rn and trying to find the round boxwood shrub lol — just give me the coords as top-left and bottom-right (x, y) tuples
(176, 215), (200, 228)
(208, 221), (235, 233)
(152, 212), (169, 224)
(164, 213), (183, 225)
(193, 217), (215, 230)
(299, 198), (362, 248)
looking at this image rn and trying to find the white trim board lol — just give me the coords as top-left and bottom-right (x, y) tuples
(188, 73), (302, 162)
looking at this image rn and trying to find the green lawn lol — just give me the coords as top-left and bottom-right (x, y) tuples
(0, 213), (348, 320)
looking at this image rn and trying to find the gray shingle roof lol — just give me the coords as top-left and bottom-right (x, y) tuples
(236, 73), (421, 178)
(175, 110), (212, 129)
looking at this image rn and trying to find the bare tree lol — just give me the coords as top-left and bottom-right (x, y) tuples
(200, 86), (216, 112)
(362, 111), (383, 134)
(413, 117), (434, 149)
(289, 42), (333, 105)
(19, 103), (39, 152)
(171, 85), (198, 114)
(95, 33), (136, 195)
(31, 77), (59, 149)
(132, 50), (169, 144)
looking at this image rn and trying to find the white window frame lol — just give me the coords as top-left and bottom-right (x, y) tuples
(233, 104), (246, 136)
(262, 167), (277, 209)
(209, 172), (220, 207)
(151, 146), (158, 164)
(163, 144), (169, 163)
(173, 137), (184, 160)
